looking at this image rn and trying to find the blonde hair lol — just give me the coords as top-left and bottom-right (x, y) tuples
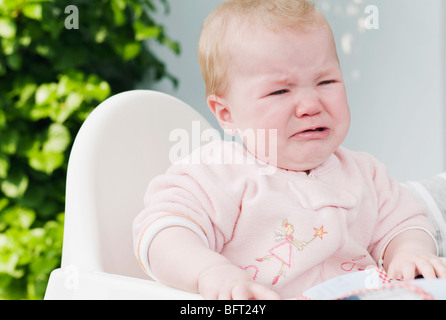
(198, 0), (322, 97)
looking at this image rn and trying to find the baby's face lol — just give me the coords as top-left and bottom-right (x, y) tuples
(210, 23), (350, 172)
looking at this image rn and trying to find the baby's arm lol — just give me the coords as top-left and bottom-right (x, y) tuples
(383, 229), (446, 280)
(148, 226), (281, 300)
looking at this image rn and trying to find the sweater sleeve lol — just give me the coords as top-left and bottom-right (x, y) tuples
(365, 155), (437, 264)
(132, 142), (246, 278)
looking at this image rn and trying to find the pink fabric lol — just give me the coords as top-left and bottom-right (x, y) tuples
(133, 141), (435, 298)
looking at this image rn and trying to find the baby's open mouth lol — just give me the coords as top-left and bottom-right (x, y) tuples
(301, 127), (327, 133)
(291, 127), (330, 140)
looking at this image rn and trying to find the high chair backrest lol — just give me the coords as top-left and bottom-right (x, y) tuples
(62, 90), (217, 279)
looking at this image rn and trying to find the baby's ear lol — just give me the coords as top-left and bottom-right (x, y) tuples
(207, 94), (235, 133)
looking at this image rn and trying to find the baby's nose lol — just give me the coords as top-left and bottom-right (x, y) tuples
(294, 92), (322, 118)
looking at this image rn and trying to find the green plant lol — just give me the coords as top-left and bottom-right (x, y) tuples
(0, 0), (179, 299)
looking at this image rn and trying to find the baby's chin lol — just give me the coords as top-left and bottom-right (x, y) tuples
(272, 143), (342, 173)
(276, 164), (321, 173)
(251, 156), (320, 173)
(245, 145), (333, 173)
(274, 156), (330, 173)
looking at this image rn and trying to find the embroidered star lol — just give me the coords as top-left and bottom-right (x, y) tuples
(313, 226), (328, 240)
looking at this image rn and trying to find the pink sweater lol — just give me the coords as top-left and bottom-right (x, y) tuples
(133, 141), (436, 298)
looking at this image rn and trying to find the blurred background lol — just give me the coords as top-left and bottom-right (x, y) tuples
(0, 0), (180, 299)
(0, 0), (444, 299)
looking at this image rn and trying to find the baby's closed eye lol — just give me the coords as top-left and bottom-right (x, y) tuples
(269, 89), (289, 96)
(317, 80), (337, 86)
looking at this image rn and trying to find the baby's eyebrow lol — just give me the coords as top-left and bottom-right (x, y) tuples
(254, 74), (289, 88)
(315, 66), (341, 79)
(269, 73), (296, 84)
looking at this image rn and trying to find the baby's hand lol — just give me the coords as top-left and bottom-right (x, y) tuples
(383, 229), (446, 281)
(386, 251), (446, 281)
(198, 264), (281, 300)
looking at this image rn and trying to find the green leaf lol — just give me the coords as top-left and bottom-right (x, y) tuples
(29, 103), (56, 121)
(0, 249), (23, 278)
(23, 4), (43, 21)
(0, 129), (19, 154)
(120, 42), (141, 61)
(16, 83), (37, 108)
(0, 198), (9, 212)
(134, 21), (160, 41)
(28, 150), (64, 175)
(1, 171), (29, 198)
(56, 73), (80, 97)
(65, 91), (83, 109)
(35, 44), (51, 57)
(0, 17), (16, 39)
(18, 32), (31, 47)
(1, 37), (17, 55)
(0, 109), (6, 128)
(43, 123), (70, 153)
(6, 53), (22, 70)
(0, 206), (35, 230)
(111, 0), (127, 26)
(94, 26), (108, 43)
(52, 92), (84, 123)
(0, 154), (9, 179)
(85, 75), (111, 101)
(0, 61), (6, 77)
(35, 83), (57, 106)
(162, 37), (180, 54)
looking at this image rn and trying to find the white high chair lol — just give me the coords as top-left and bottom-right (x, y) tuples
(44, 90), (216, 299)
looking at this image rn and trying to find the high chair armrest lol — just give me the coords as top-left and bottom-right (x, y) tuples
(44, 267), (202, 300)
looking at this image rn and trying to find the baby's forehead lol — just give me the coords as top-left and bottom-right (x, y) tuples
(226, 20), (340, 79)
(228, 15), (333, 52)
(227, 11), (331, 42)
(244, 7), (326, 27)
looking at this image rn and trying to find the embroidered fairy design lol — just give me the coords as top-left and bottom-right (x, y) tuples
(256, 219), (328, 285)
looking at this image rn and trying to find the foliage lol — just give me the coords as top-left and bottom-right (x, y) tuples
(0, 0), (179, 299)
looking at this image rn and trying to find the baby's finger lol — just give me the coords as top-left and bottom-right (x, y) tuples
(230, 284), (250, 300)
(217, 291), (233, 300)
(400, 263), (416, 281)
(252, 284), (282, 300)
(231, 283), (281, 300)
(246, 283), (282, 300)
(218, 284), (240, 300)
(415, 259), (437, 279)
(431, 258), (446, 278)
